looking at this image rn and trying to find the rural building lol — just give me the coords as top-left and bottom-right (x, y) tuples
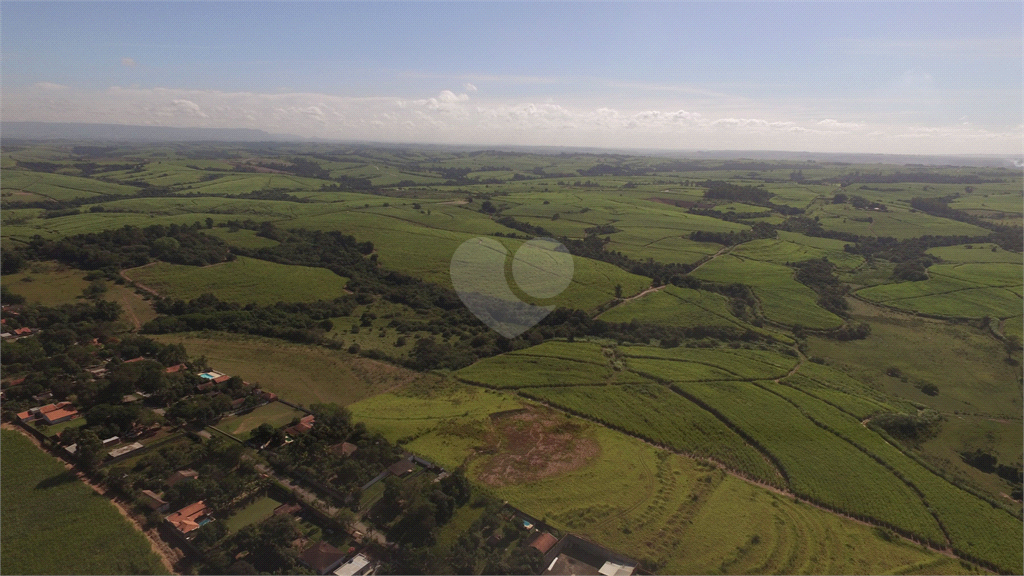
(284, 414), (315, 437)
(140, 489), (170, 512)
(298, 541), (346, 575)
(166, 500), (212, 538)
(261, 391), (278, 402)
(273, 502), (302, 516)
(18, 402), (78, 424)
(529, 532), (559, 555)
(41, 405), (79, 425)
(387, 457), (415, 477)
(329, 442), (358, 458)
(122, 394), (141, 404)
(102, 436), (121, 447)
(230, 397), (246, 410)
(14, 327), (34, 336)
(542, 534), (639, 576)
(165, 364), (186, 373)
(598, 561), (636, 576)
(0, 332), (11, 340)
(332, 553), (372, 576)
(32, 391), (53, 402)
(107, 442), (144, 459)
(124, 356), (145, 363)
(166, 469), (199, 487)
(212, 374), (232, 384)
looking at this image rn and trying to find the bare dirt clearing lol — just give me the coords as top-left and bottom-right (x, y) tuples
(477, 407), (600, 487)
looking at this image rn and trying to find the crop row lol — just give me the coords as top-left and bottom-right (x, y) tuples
(765, 381), (1023, 574)
(518, 382), (781, 485)
(676, 381), (946, 544)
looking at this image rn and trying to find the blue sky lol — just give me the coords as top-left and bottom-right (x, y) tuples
(3, 2), (1021, 154)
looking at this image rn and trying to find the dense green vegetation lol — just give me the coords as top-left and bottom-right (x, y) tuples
(2, 142), (1020, 575)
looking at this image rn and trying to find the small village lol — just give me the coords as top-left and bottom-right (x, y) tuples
(1, 305), (641, 576)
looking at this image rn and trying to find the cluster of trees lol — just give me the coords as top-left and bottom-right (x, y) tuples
(381, 498), (545, 575)
(791, 258), (850, 317)
(265, 403), (407, 504)
(145, 292), (354, 346)
(690, 222), (777, 246)
(819, 171), (1004, 186)
(702, 180), (774, 205)
(20, 223), (232, 273)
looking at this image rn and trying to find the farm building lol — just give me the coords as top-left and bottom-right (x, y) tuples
(529, 532), (559, 555)
(18, 402), (78, 424)
(332, 553), (372, 576)
(543, 534), (638, 576)
(284, 414), (315, 437)
(139, 489), (169, 512)
(166, 469), (199, 487)
(106, 442), (144, 459)
(166, 500), (213, 538)
(102, 436), (121, 447)
(298, 541), (346, 575)
(124, 356), (145, 363)
(386, 457), (415, 477)
(165, 363), (186, 373)
(329, 442), (358, 458)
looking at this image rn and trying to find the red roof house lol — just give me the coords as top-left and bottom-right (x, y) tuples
(166, 501), (212, 537)
(298, 541), (346, 574)
(284, 414), (315, 437)
(529, 532), (559, 554)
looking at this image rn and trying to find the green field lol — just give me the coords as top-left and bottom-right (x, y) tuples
(0, 430), (167, 574)
(149, 332), (421, 407)
(856, 263), (1022, 320)
(125, 256), (349, 305)
(691, 254), (845, 329)
(223, 495), (286, 533)
(215, 402), (307, 441)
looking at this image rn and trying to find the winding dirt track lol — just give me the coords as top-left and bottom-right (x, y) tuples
(2, 423), (181, 574)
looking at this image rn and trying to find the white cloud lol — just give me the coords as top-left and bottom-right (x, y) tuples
(121, 57), (137, 68)
(33, 82), (68, 91)
(1, 84), (1019, 155)
(463, 82), (478, 92)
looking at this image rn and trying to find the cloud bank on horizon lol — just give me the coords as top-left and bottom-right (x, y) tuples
(2, 2), (1020, 155)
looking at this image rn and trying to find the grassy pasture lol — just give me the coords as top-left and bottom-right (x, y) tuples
(347, 384), (523, 469)
(0, 430), (167, 575)
(124, 256), (349, 305)
(223, 495), (286, 533)
(598, 285), (742, 329)
(733, 235), (864, 271)
(691, 254), (844, 329)
(149, 332), (420, 406)
(2, 261), (93, 306)
(811, 203), (990, 239)
(808, 299), (1022, 418)
(215, 402), (306, 441)
(1, 170), (139, 200)
(927, 243), (1023, 264)
(857, 263), (1022, 320)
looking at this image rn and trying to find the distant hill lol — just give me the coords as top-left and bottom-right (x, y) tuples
(0, 122), (299, 142)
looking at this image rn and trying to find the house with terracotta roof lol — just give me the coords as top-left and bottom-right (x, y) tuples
(166, 469), (199, 487)
(13, 327), (33, 336)
(298, 541), (346, 575)
(329, 442), (359, 458)
(18, 401), (77, 424)
(165, 363), (186, 374)
(166, 500), (212, 538)
(284, 414), (315, 437)
(529, 532), (559, 555)
(124, 356), (146, 363)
